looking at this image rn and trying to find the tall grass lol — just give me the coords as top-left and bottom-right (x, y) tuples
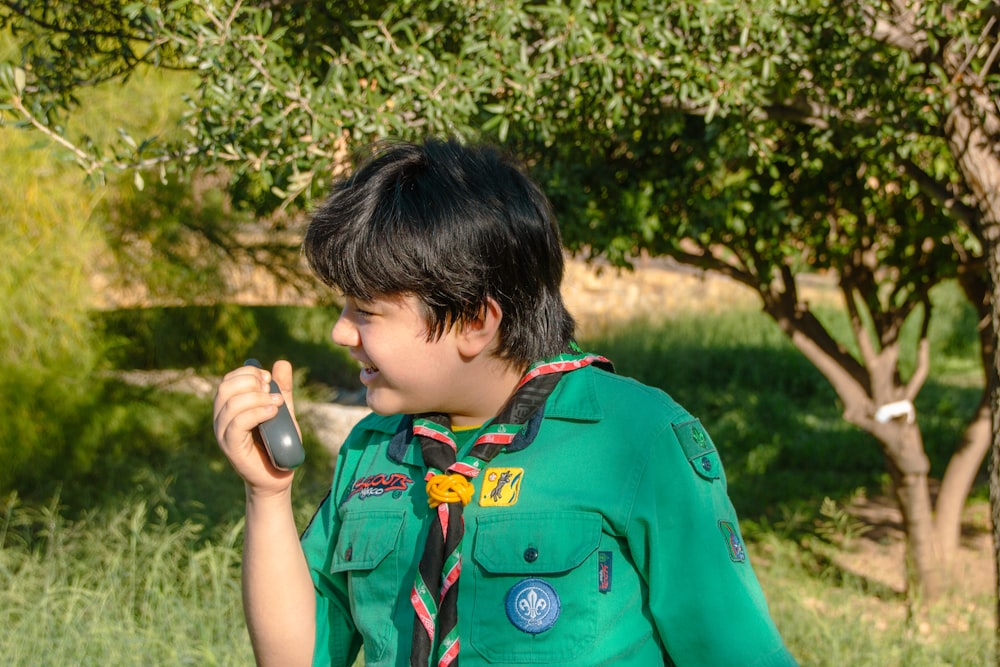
(758, 533), (993, 667)
(0, 379), (333, 665)
(0, 490), (254, 667)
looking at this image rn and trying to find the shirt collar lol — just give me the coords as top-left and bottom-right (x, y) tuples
(376, 365), (606, 466)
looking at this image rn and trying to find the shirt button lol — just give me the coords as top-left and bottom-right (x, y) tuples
(523, 547), (539, 562)
(344, 546), (353, 561)
(701, 456), (713, 471)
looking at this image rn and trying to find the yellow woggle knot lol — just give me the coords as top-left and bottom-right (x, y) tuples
(426, 473), (474, 508)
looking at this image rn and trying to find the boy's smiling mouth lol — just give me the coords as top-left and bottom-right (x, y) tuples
(360, 363), (380, 383)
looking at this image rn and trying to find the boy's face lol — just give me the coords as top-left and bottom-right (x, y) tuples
(332, 293), (482, 422)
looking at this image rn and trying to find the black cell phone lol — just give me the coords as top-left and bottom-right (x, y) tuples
(244, 359), (305, 470)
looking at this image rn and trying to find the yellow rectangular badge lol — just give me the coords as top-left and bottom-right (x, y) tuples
(479, 467), (524, 507)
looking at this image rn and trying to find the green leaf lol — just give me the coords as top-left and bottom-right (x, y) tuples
(118, 128), (138, 150)
(13, 67), (26, 95)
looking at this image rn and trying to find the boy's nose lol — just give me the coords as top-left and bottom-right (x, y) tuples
(331, 311), (359, 348)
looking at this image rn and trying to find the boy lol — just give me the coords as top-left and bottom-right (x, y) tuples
(213, 138), (797, 666)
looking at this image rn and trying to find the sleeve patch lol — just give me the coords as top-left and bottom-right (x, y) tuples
(672, 418), (721, 481)
(719, 520), (747, 563)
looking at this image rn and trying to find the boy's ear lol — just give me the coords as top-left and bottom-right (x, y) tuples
(456, 297), (503, 357)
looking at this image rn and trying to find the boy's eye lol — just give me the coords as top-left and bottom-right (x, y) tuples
(347, 299), (376, 318)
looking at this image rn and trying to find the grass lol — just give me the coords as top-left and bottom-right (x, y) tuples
(2, 517), (989, 667)
(2, 498), (989, 666)
(0, 379), (335, 667)
(757, 532), (994, 667)
(0, 493), (253, 667)
(0, 116), (108, 492)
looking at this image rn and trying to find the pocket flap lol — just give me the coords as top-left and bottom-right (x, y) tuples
(331, 510), (405, 573)
(473, 511), (601, 574)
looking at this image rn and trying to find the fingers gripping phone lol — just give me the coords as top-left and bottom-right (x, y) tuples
(244, 359), (305, 470)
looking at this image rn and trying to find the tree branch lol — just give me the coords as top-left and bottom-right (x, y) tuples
(864, 2), (930, 60)
(8, 94), (102, 175)
(904, 296), (933, 402)
(897, 156), (981, 227)
(8, 92), (224, 174)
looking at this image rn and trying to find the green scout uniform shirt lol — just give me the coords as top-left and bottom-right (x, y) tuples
(301, 364), (797, 666)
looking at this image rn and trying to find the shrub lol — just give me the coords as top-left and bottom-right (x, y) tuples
(0, 130), (106, 493)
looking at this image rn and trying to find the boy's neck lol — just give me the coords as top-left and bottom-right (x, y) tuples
(447, 359), (527, 429)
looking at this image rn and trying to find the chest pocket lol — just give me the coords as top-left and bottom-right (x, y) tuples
(331, 510), (406, 664)
(470, 511), (602, 663)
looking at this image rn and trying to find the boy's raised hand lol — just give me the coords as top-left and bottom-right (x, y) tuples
(213, 359), (300, 495)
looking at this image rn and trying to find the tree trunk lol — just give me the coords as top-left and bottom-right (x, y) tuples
(990, 382), (1000, 665)
(985, 241), (1000, 661)
(773, 303), (945, 599)
(941, 82), (1000, 660)
(935, 394), (991, 562)
(938, 265), (995, 566)
(934, 23), (1000, 646)
(881, 422), (941, 600)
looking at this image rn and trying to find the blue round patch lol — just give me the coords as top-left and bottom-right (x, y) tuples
(505, 578), (560, 634)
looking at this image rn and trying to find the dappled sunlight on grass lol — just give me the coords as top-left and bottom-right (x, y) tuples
(753, 531), (993, 666)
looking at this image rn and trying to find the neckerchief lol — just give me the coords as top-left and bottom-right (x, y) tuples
(409, 350), (612, 667)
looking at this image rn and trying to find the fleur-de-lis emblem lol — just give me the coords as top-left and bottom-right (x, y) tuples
(517, 588), (548, 619)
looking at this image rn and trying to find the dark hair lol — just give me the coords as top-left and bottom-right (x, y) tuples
(303, 137), (575, 366)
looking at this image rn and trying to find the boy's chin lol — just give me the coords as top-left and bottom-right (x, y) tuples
(364, 390), (413, 417)
(365, 392), (443, 419)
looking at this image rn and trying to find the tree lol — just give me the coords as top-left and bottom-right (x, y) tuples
(859, 0), (1000, 640)
(1, 0), (996, 604)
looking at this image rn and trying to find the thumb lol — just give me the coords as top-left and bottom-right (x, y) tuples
(270, 359), (298, 423)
